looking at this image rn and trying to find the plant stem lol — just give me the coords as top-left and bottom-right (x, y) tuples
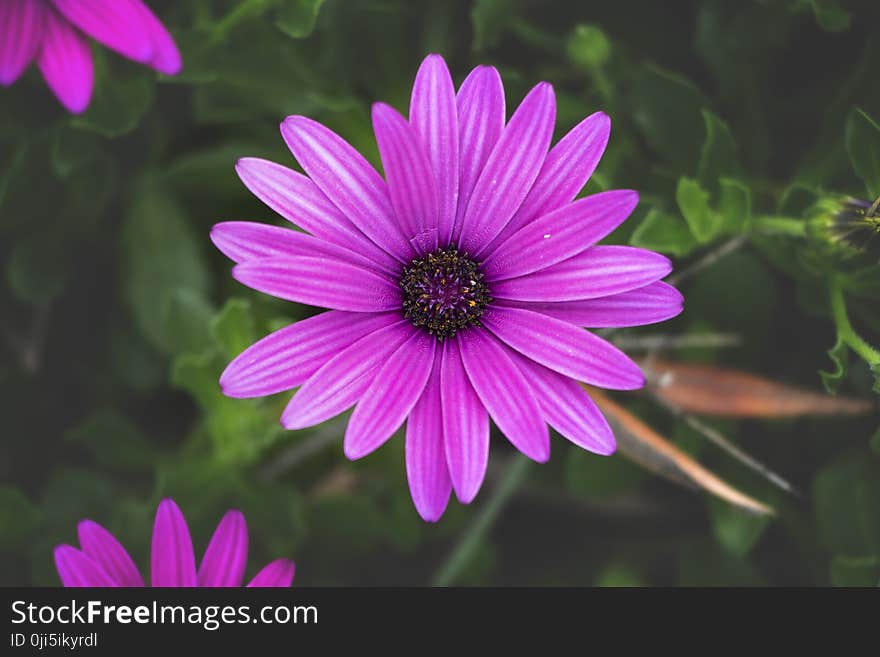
(212, 0), (272, 42)
(432, 455), (531, 587)
(829, 278), (880, 366)
(751, 215), (807, 237)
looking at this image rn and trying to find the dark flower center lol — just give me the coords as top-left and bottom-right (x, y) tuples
(399, 246), (492, 340)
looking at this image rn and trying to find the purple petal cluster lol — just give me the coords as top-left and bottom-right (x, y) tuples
(213, 54), (683, 521)
(54, 499), (295, 587)
(0, 0), (180, 113)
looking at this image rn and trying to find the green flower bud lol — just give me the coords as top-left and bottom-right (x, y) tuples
(567, 24), (611, 70)
(807, 195), (880, 261)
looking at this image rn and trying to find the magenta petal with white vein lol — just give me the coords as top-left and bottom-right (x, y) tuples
(1, 0), (181, 113)
(406, 357), (453, 521)
(55, 499), (294, 588)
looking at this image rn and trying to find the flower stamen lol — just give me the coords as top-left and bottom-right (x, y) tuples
(399, 246), (492, 339)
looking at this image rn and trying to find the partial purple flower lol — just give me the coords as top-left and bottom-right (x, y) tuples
(0, 0), (181, 114)
(54, 499), (295, 588)
(213, 54), (684, 522)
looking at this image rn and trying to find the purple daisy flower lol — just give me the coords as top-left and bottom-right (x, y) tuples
(212, 54), (683, 522)
(0, 0), (181, 113)
(54, 499), (295, 587)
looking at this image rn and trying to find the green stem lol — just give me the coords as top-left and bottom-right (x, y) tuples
(591, 65), (614, 105)
(751, 215), (808, 237)
(211, 0), (272, 42)
(830, 278), (880, 366)
(432, 455), (531, 587)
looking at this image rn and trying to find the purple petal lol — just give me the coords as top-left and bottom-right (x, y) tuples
(410, 53), (459, 246)
(220, 311), (400, 398)
(482, 189), (640, 280)
(458, 328), (549, 462)
(500, 281), (684, 327)
(232, 256), (400, 312)
(459, 82), (556, 255)
(440, 339), (490, 503)
(150, 498), (196, 587)
(210, 221), (387, 273)
(481, 305), (644, 390)
(491, 245), (672, 302)
(406, 355), (453, 521)
(130, 0), (181, 74)
(410, 227), (438, 255)
(235, 158), (399, 274)
(513, 354), (616, 455)
(54, 545), (118, 587)
(454, 65), (505, 243)
(281, 321), (415, 429)
(247, 559), (295, 587)
(37, 7), (93, 114)
(0, 0), (44, 86)
(197, 510), (248, 587)
(485, 111), (611, 251)
(372, 102), (438, 246)
(344, 331), (437, 460)
(50, 0), (153, 65)
(77, 520), (144, 587)
(280, 115), (416, 261)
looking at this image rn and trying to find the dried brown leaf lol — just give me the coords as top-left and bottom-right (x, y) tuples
(645, 359), (874, 418)
(587, 387), (774, 516)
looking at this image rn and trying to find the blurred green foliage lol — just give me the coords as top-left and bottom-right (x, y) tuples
(1, 0), (879, 587)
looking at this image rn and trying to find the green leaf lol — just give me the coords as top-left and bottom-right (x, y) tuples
(0, 139), (27, 212)
(778, 181), (819, 216)
(170, 351), (220, 410)
(697, 110), (739, 188)
(676, 177), (720, 243)
(630, 66), (711, 172)
(0, 487), (40, 551)
(211, 298), (258, 359)
(50, 126), (103, 178)
(41, 469), (119, 530)
(275, 0), (326, 39)
(109, 323), (165, 393)
(309, 494), (385, 555)
(677, 542), (764, 586)
(6, 232), (70, 305)
(65, 409), (159, 472)
(164, 143), (279, 203)
(686, 251), (778, 358)
(564, 449), (645, 498)
(209, 0), (282, 43)
(819, 336), (849, 394)
(566, 24), (611, 70)
(796, 0), (851, 32)
(122, 187), (211, 353)
(629, 207), (698, 256)
(171, 352), (282, 464)
(471, 0), (520, 51)
(717, 178), (751, 233)
(189, 23), (328, 123)
(870, 426), (880, 457)
(64, 152), (118, 224)
(161, 288), (216, 356)
(710, 497), (770, 558)
(71, 61), (155, 138)
(845, 108), (880, 197)
(595, 562), (643, 587)
(831, 555), (880, 586)
(813, 450), (880, 556)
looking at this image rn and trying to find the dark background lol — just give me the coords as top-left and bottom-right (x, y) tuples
(1, 0), (879, 586)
